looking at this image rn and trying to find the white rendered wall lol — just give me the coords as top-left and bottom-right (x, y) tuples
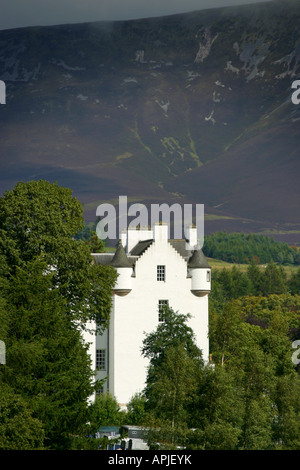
(81, 320), (97, 402)
(190, 268), (211, 293)
(107, 234), (209, 406)
(114, 267), (133, 292)
(81, 320), (96, 371)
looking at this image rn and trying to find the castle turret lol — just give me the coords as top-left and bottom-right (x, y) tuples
(188, 249), (211, 297)
(110, 241), (133, 296)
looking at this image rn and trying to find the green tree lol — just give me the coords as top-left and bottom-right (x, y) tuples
(209, 300), (255, 368)
(75, 226), (105, 253)
(0, 384), (45, 450)
(272, 373), (300, 449)
(142, 307), (202, 414)
(88, 392), (126, 432)
(126, 393), (147, 425)
(0, 180), (116, 328)
(0, 180), (117, 449)
(189, 365), (243, 450)
(289, 267), (300, 295)
(146, 344), (198, 428)
(0, 257), (95, 449)
(261, 262), (287, 296)
(210, 294), (300, 449)
(247, 261), (264, 295)
(141, 307), (202, 370)
(141, 308), (203, 446)
(237, 348), (275, 450)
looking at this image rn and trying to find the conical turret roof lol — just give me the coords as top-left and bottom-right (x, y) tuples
(110, 240), (132, 268)
(188, 249), (210, 269)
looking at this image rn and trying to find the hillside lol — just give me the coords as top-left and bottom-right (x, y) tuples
(1, 0), (300, 243)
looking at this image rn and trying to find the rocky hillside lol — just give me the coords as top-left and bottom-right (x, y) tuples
(1, 0), (300, 243)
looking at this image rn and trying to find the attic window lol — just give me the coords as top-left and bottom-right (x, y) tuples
(157, 265), (166, 281)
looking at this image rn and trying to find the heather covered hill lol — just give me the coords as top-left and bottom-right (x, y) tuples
(1, 0), (300, 242)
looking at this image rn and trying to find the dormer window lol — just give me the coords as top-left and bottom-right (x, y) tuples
(157, 265), (166, 281)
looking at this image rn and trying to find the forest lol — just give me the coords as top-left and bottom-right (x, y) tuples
(202, 231), (300, 265)
(1, 180), (300, 450)
(99, 266), (300, 450)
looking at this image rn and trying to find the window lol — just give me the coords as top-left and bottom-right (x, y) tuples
(158, 299), (169, 322)
(96, 349), (106, 370)
(96, 386), (104, 396)
(157, 265), (166, 281)
(206, 270), (211, 282)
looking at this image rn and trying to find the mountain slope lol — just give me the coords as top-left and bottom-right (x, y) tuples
(1, 0), (300, 242)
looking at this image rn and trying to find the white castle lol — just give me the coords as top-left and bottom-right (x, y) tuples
(84, 223), (211, 407)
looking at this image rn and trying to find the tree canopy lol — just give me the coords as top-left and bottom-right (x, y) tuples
(0, 180), (116, 328)
(0, 180), (116, 449)
(203, 231), (298, 265)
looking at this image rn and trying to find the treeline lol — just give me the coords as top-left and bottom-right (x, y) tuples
(203, 231), (300, 265)
(93, 301), (300, 450)
(210, 262), (300, 308)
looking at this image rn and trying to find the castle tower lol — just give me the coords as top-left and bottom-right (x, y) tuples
(188, 249), (211, 297)
(110, 240), (132, 296)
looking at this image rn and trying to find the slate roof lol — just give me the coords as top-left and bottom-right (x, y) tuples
(92, 238), (210, 269)
(93, 252), (137, 267)
(188, 248), (211, 269)
(110, 241), (132, 268)
(129, 239), (153, 256)
(169, 239), (191, 260)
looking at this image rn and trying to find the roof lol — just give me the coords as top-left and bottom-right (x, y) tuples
(188, 249), (211, 269)
(92, 238), (210, 269)
(93, 253), (114, 265)
(110, 241), (132, 268)
(130, 239), (153, 256)
(169, 239), (191, 260)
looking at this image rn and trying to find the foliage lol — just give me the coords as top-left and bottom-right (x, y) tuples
(0, 180), (117, 449)
(142, 307), (202, 423)
(140, 294), (300, 450)
(126, 393), (147, 425)
(141, 307), (202, 369)
(203, 231), (298, 265)
(88, 392), (126, 432)
(0, 180), (117, 328)
(145, 344), (199, 428)
(141, 308), (203, 446)
(75, 225), (105, 253)
(0, 257), (95, 449)
(289, 268), (300, 295)
(209, 262), (290, 315)
(0, 383), (45, 450)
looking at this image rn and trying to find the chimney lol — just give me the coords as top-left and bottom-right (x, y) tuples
(153, 222), (168, 243)
(186, 225), (198, 249)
